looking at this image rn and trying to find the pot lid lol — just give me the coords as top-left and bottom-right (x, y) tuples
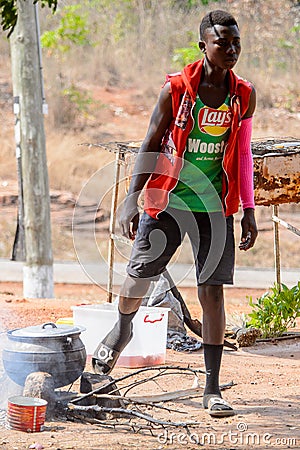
(8, 322), (85, 338)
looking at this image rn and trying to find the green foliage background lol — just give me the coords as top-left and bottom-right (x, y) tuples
(2, 0), (299, 125)
(0, 0), (57, 35)
(0, 0), (299, 264)
(247, 283), (300, 338)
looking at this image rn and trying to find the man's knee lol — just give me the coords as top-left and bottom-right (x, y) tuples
(119, 275), (151, 300)
(198, 284), (224, 306)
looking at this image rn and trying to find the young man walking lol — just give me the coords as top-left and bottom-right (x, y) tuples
(93, 10), (258, 418)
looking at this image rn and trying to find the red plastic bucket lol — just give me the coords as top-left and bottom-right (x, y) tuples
(7, 396), (47, 432)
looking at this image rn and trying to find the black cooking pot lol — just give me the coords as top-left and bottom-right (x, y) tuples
(2, 322), (86, 388)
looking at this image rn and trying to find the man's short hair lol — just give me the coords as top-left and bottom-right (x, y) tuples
(200, 10), (238, 40)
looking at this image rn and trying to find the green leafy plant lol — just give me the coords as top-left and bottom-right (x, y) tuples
(246, 282), (300, 338)
(62, 85), (93, 115)
(1, 0), (57, 36)
(171, 0), (220, 9)
(172, 42), (202, 68)
(41, 4), (91, 54)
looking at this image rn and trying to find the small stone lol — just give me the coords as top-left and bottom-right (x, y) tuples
(29, 444), (44, 450)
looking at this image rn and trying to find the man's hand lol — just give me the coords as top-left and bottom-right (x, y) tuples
(116, 82), (173, 241)
(239, 208), (258, 251)
(118, 202), (140, 240)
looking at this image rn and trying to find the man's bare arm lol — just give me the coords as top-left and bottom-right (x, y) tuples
(119, 82), (173, 239)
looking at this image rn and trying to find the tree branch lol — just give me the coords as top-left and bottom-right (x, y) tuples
(70, 366), (205, 405)
(67, 403), (200, 428)
(1, 0), (58, 37)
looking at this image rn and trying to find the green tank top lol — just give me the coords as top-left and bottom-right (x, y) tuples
(168, 93), (231, 212)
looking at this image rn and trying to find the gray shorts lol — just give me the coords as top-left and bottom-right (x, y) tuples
(127, 207), (235, 285)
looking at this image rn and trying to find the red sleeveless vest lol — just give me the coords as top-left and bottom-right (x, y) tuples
(144, 59), (253, 218)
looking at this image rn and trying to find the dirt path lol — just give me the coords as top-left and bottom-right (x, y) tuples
(0, 283), (299, 449)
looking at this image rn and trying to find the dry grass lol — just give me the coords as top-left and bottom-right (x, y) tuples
(0, 0), (299, 267)
(0, 0), (299, 193)
(1, 193), (300, 269)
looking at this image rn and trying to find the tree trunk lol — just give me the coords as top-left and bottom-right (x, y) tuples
(10, 0), (54, 298)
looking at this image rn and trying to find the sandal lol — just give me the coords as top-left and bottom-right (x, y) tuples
(203, 394), (235, 418)
(92, 343), (121, 375)
(92, 326), (133, 375)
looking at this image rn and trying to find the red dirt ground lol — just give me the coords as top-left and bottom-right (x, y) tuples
(0, 282), (299, 450)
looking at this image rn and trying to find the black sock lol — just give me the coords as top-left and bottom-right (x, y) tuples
(203, 343), (223, 396)
(102, 308), (137, 352)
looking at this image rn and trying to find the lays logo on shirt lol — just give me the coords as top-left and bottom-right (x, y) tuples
(198, 104), (232, 137)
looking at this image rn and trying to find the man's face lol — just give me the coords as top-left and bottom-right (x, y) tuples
(200, 24), (241, 70)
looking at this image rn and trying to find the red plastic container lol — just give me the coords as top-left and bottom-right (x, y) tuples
(7, 396), (47, 432)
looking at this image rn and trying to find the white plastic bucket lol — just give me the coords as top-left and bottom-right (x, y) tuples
(72, 304), (169, 368)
